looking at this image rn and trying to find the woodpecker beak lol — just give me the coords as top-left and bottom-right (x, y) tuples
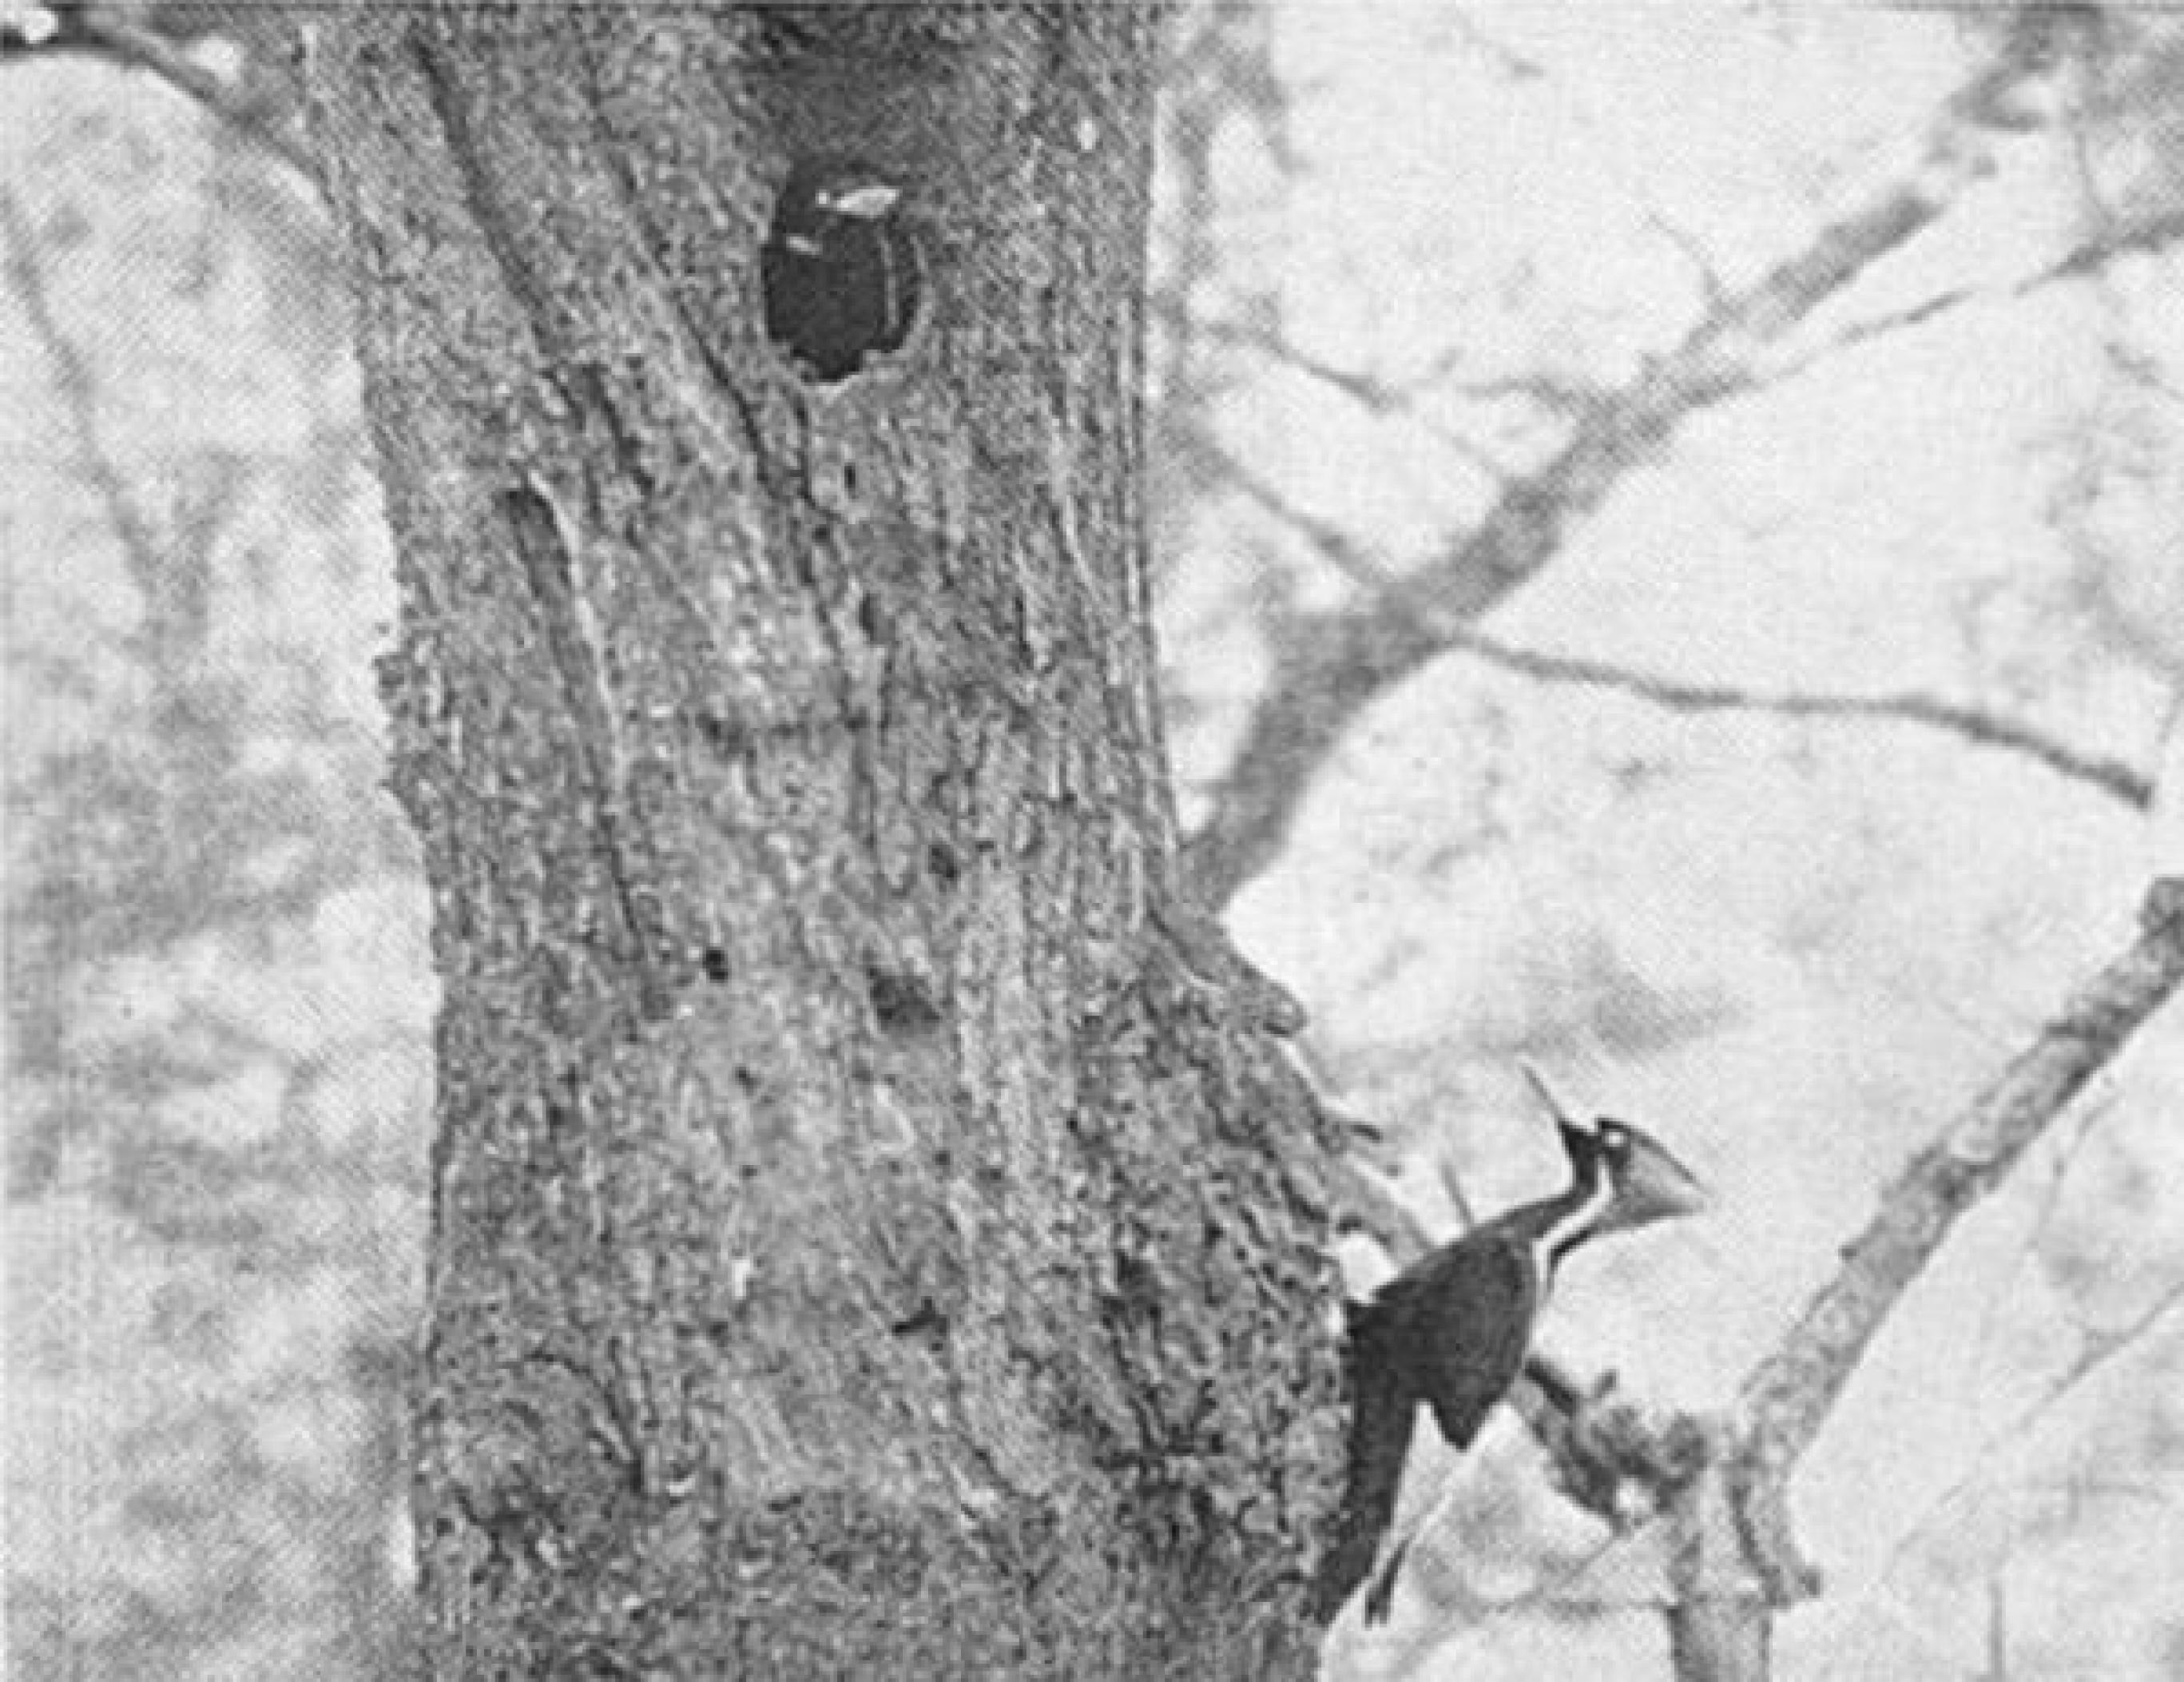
(822, 183), (902, 220)
(1615, 1132), (1709, 1227)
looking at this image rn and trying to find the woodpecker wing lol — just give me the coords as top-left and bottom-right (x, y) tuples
(1316, 1228), (1539, 1623)
(1358, 1230), (1539, 1624)
(1388, 1226), (1539, 1450)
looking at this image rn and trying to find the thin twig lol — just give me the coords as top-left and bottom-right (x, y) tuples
(1174, 308), (1405, 413)
(1770, 209), (2184, 387)
(0, 187), (163, 583)
(1445, 630), (2154, 812)
(1877, 1276), (2184, 1612)
(1171, 308), (1520, 479)
(1203, 432), (1396, 590)
(1966, 1095), (2107, 1426)
(1443, 10), (1546, 84)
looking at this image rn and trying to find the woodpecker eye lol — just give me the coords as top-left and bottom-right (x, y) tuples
(1598, 1120), (1630, 1155)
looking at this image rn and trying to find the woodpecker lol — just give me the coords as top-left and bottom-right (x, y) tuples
(1313, 1070), (1708, 1625)
(760, 158), (922, 382)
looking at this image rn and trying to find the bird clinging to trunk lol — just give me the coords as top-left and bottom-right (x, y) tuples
(1313, 1068), (1709, 1626)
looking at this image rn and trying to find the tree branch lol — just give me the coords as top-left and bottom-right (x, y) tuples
(1205, 431), (2153, 814)
(2, 2), (319, 185)
(1729, 877), (2184, 1598)
(0, 187), (163, 581)
(1184, 41), (2094, 908)
(1769, 206), (2184, 387)
(1170, 307), (1404, 413)
(1447, 632), (2154, 812)
(1163, 307), (1523, 479)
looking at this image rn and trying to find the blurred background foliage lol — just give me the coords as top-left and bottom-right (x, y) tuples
(3, 40), (423, 1680)
(7, 6), (2184, 1680)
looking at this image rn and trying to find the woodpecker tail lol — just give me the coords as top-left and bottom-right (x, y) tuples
(1360, 1533), (1413, 1624)
(1311, 1298), (1416, 1623)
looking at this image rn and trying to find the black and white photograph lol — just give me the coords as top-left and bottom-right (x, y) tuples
(6, 5), (2183, 1678)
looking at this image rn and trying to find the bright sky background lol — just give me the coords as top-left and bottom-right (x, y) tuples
(1154, 7), (2184, 1676)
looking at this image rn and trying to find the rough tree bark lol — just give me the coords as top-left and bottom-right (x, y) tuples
(302, 7), (1340, 1677)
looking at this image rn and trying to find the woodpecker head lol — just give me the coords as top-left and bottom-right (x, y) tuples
(1523, 1064), (1709, 1243)
(1568, 1114), (1709, 1236)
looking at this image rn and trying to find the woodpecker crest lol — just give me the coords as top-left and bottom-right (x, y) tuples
(761, 157), (923, 382)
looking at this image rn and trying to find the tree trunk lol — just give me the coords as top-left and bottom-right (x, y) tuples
(303, 5), (1339, 1677)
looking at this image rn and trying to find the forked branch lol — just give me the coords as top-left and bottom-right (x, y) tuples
(1728, 877), (2184, 1597)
